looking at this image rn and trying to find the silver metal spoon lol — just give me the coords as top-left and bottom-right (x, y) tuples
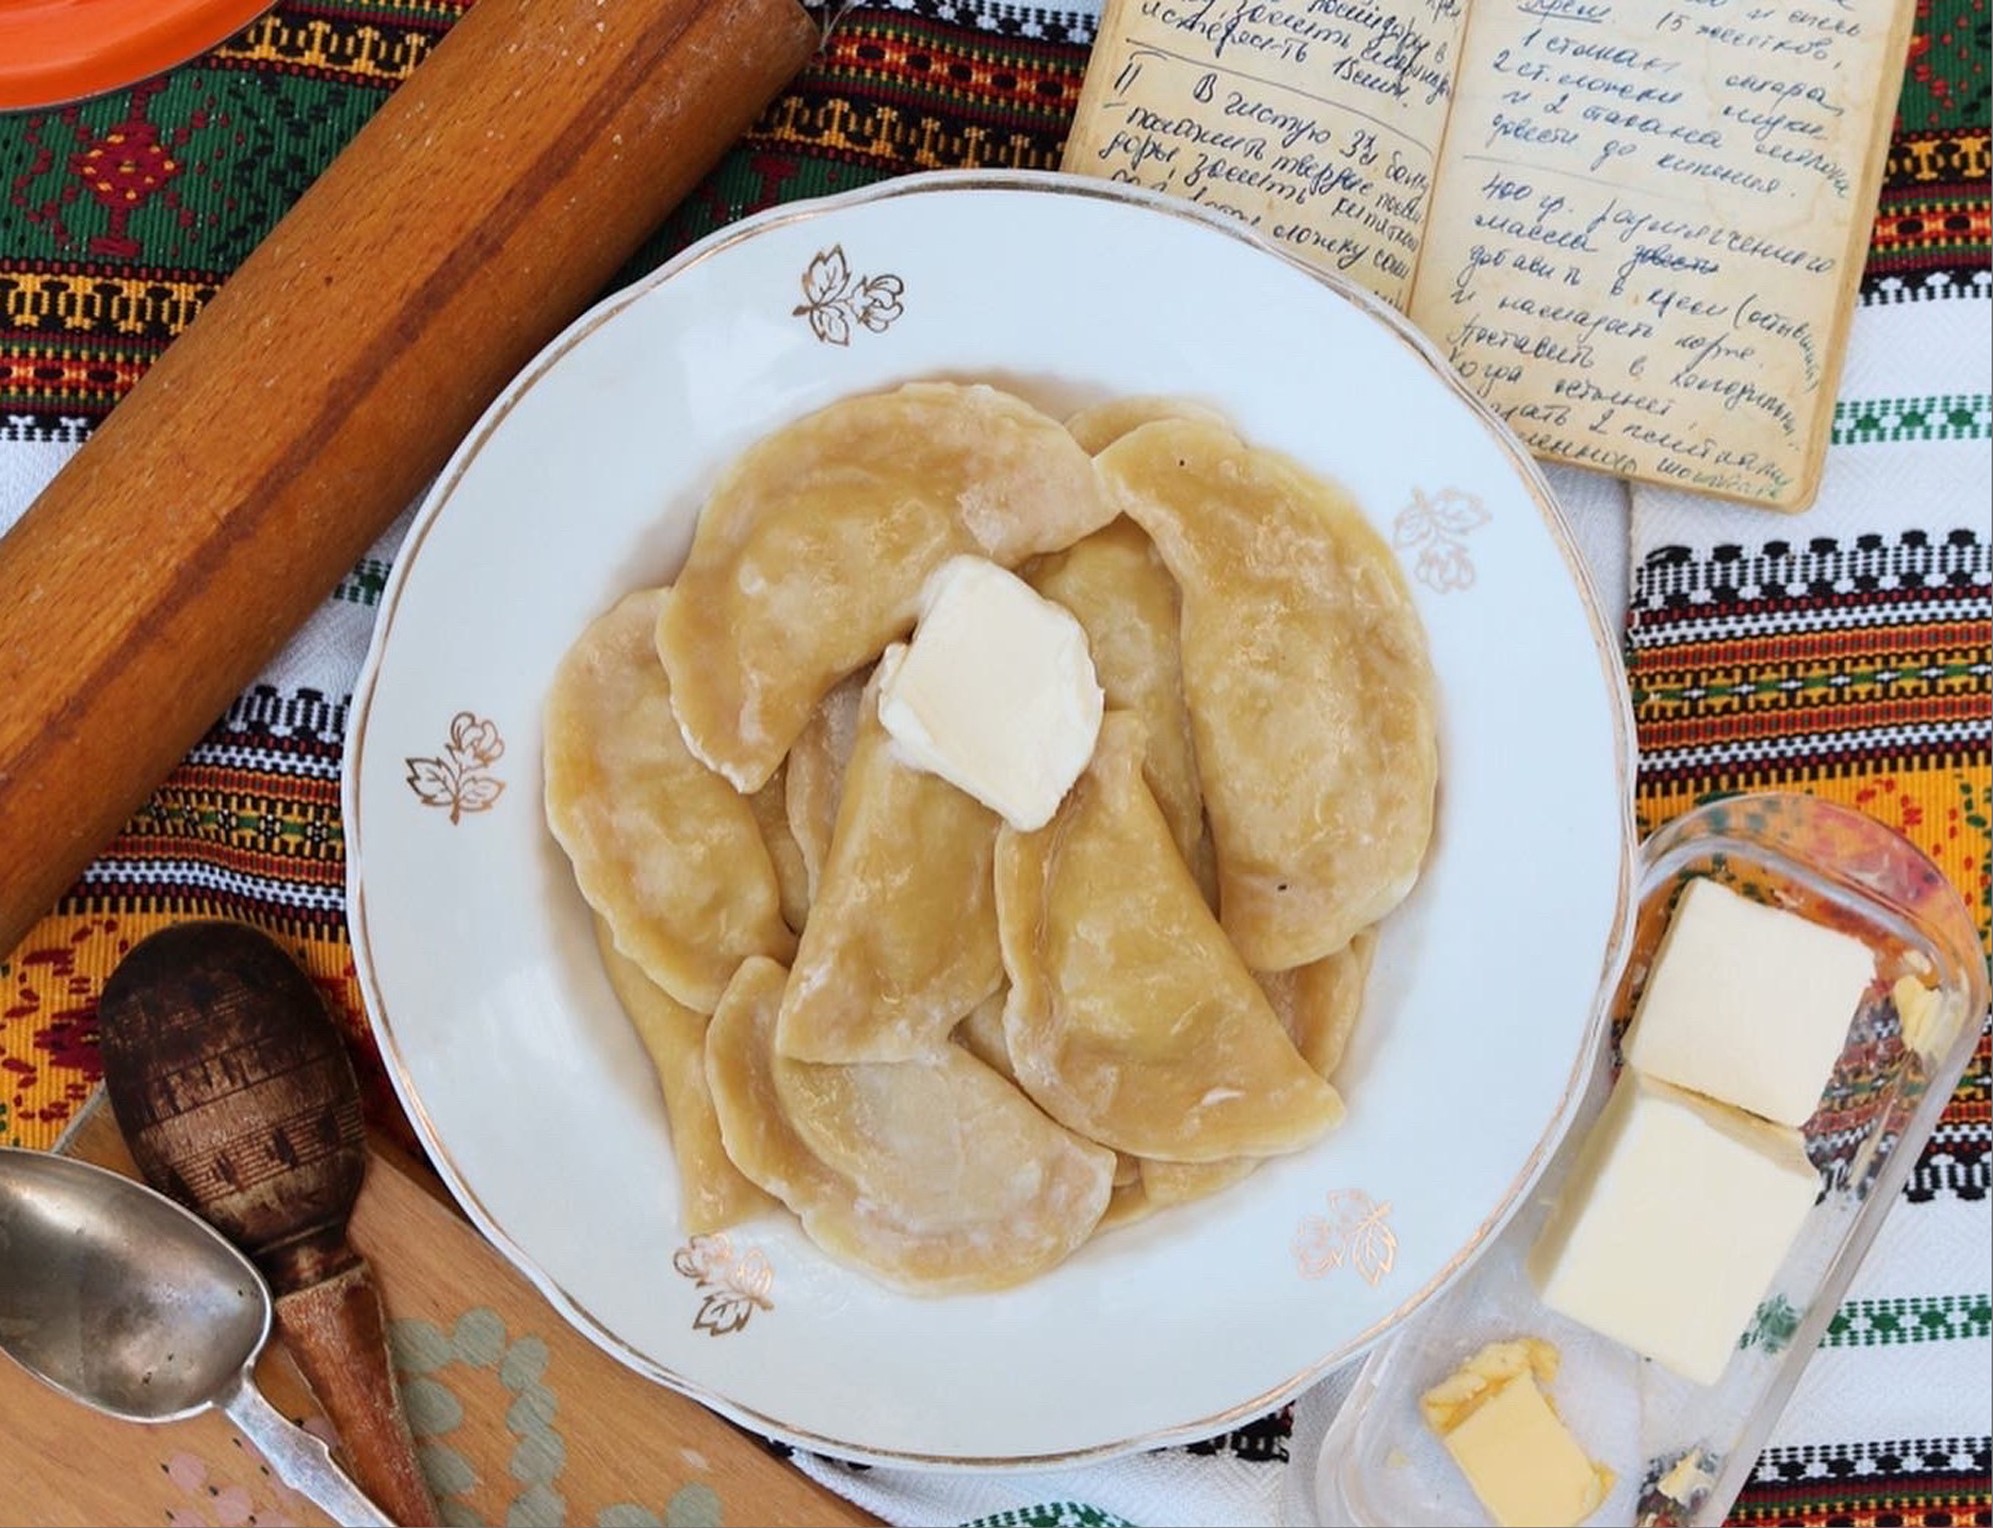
(0, 1146), (392, 1527)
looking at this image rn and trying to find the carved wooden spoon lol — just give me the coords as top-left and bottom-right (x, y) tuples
(97, 920), (439, 1528)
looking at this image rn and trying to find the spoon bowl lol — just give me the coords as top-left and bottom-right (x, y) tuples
(0, 1146), (266, 1422)
(0, 1146), (390, 1525)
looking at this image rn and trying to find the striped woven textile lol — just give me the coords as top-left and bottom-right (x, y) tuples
(1617, 11), (1992, 1521)
(2, 2), (1987, 1524)
(1623, 14), (1992, 1520)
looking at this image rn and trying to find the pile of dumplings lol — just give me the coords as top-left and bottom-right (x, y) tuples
(544, 382), (1438, 1296)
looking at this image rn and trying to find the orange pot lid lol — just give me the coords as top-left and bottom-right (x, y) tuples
(0, 0), (274, 112)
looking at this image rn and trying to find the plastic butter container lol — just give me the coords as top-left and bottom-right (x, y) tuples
(1293, 792), (1990, 1528)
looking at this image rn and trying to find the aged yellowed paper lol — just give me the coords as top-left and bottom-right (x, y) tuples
(1061, 0), (1472, 310)
(1061, 0), (1913, 510)
(1409, 0), (1912, 509)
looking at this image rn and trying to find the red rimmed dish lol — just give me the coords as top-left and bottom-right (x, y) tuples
(0, 0), (272, 113)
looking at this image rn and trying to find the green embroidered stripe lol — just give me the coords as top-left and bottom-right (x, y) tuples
(960, 1505), (1139, 1528)
(1824, 1294), (1993, 1349)
(1832, 394), (1993, 446)
(333, 557), (393, 608)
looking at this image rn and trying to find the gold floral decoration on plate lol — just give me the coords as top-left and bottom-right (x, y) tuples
(673, 1233), (774, 1337)
(1393, 486), (1490, 593)
(405, 711), (506, 824)
(1293, 1188), (1397, 1287)
(793, 244), (905, 346)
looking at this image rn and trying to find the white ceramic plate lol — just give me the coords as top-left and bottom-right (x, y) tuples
(344, 170), (1636, 1468)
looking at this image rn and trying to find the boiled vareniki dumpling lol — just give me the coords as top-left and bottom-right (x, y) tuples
(656, 382), (1112, 792)
(705, 958), (1115, 1294)
(748, 767), (811, 935)
(544, 589), (795, 1011)
(1097, 419), (1438, 970)
(1140, 1155), (1260, 1209)
(592, 919), (775, 1236)
(1063, 394), (1229, 455)
(995, 712), (1345, 1162)
(1256, 931), (1377, 1081)
(784, 670), (866, 900)
(951, 986), (1015, 1081)
(1026, 517), (1213, 901)
(947, 989), (1256, 1228)
(775, 677), (1003, 1063)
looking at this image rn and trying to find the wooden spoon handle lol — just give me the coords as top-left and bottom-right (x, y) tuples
(274, 1259), (437, 1528)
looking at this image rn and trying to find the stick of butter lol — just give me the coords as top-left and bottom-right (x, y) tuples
(1621, 876), (1874, 1127)
(876, 555), (1104, 831)
(1528, 1069), (1821, 1385)
(1419, 1338), (1613, 1527)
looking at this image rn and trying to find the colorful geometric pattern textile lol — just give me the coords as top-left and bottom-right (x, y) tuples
(1620, 5), (1992, 1524)
(2, 1), (1987, 1525)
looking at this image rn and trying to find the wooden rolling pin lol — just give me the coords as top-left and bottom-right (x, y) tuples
(0, 0), (820, 957)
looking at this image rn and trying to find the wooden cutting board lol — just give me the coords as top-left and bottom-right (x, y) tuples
(0, 1096), (876, 1527)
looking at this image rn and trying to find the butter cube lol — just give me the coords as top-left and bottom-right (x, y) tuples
(1420, 1339), (1613, 1527)
(876, 556), (1103, 831)
(1622, 876), (1873, 1127)
(1528, 1069), (1820, 1385)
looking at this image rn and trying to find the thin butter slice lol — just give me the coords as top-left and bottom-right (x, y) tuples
(592, 919), (775, 1236)
(874, 556), (1104, 833)
(705, 957), (1115, 1294)
(656, 382), (1110, 792)
(1098, 418), (1438, 969)
(776, 679), (1003, 1063)
(996, 712), (1346, 1161)
(544, 589), (795, 1011)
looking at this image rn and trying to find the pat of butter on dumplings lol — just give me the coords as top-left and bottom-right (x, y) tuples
(1621, 876), (1874, 1128)
(876, 556), (1104, 831)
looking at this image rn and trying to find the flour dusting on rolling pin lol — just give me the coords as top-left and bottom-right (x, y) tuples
(0, 0), (821, 956)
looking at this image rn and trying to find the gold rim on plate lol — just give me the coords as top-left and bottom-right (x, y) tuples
(342, 167), (1640, 1470)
